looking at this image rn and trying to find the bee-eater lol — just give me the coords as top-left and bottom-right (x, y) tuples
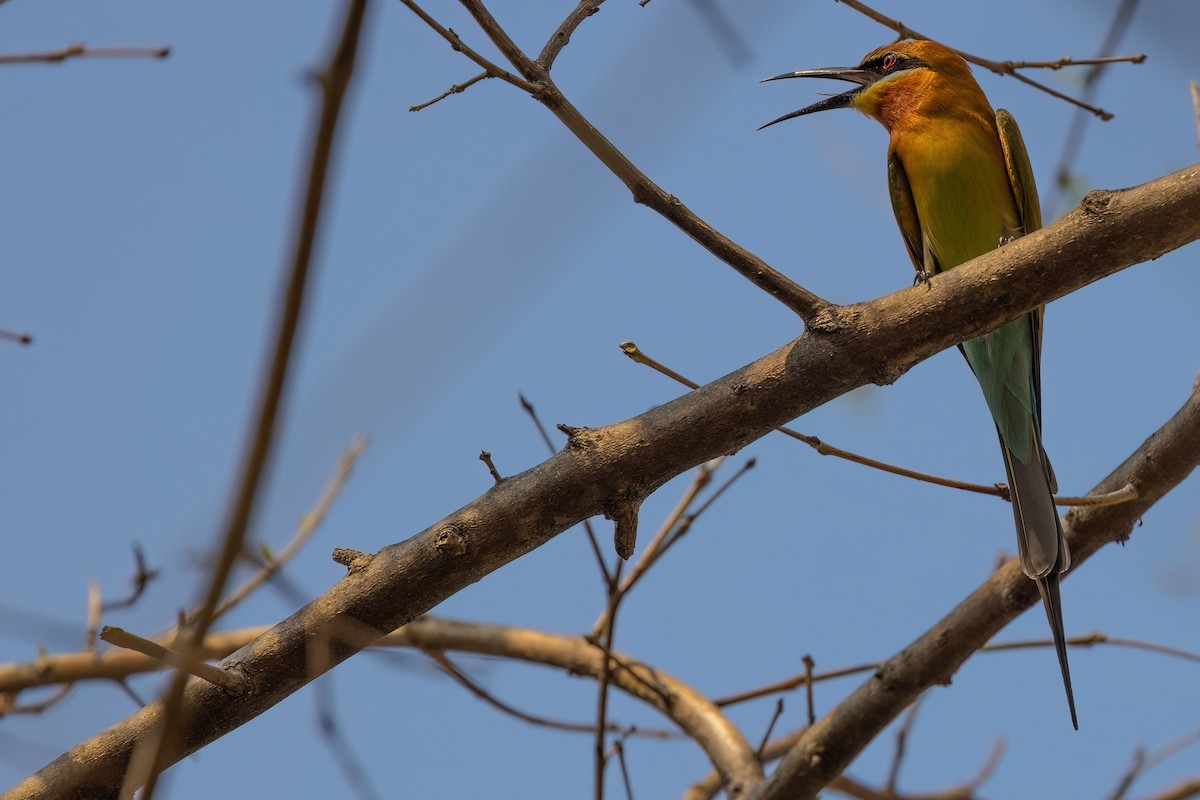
(761, 40), (1077, 729)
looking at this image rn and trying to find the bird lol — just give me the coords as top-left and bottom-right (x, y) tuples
(760, 40), (1077, 729)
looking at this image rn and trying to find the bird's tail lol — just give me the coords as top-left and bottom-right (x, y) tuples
(999, 430), (1078, 730)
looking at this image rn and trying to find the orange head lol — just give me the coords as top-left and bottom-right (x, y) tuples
(760, 40), (994, 135)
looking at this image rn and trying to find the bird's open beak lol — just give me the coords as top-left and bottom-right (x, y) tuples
(759, 66), (879, 130)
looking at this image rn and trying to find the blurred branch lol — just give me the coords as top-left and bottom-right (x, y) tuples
(1050, 0), (1142, 210)
(0, 327), (33, 345)
(1110, 729), (1200, 800)
(833, 0), (1146, 119)
(0, 44), (170, 65)
(1190, 80), (1200, 150)
(313, 677), (384, 800)
(101, 544), (160, 613)
(130, 3), (371, 798)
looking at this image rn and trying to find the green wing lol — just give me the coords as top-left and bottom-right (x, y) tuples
(996, 109), (1042, 234)
(995, 109), (1050, 448)
(887, 151), (937, 277)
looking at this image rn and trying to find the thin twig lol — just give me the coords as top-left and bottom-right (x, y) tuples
(659, 459), (755, 565)
(102, 544), (159, 612)
(1110, 730), (1200, 800)
(425, 649), (674, 738)
(5, 683), (73, 716)
(756, 699), (785, 760)
(590, 461), (719, 639)
(716, 630), (1200, 708)
(99, 627), (245, 694)
(834, 0), (1129, 119)
(0, 327), (33, 345)
(985, 632), (1200, 664)
(801, 655), (815, 726)
(85, 583), (102, 654)
(1004, 54), (1145, 70)
(967, 739), (1006, 793)
(396, 0), (538, 92)
(409, 71), (489, 112)
(620, 340), (1137, 508)
(0, 44), (170, 65)
(613, 739), (635, 800)
(594, 559), (624, 800)
(1190, 81), (1200, 150)
(479, 450), (503, 483)
(131, 3), (370, 798)
(885, 698), (923, 793)
(1050, 0), (1142, 210)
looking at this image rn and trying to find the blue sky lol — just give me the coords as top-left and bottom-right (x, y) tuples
(2, 1), (1198, 797)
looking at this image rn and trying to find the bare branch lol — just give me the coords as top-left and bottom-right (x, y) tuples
(1111, 729), (1200, 800)
(0, 327), (33, 345)
(396, 0), (538, 93)
(458, 0), (538, 76)
(400, 0), (828, 321)
(424, 648), (674, 738)
(1004, 54), (1145, 69)
(409, 71), (489, 112)
(101, 544), (160, 613)
(0, 44), (170, 66)
(833, 0), (1136, 119)
(1190, 80), (1200, 150)
(99, 628), (245, 694)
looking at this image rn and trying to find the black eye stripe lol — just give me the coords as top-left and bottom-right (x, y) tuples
(864, 54), (928, 75)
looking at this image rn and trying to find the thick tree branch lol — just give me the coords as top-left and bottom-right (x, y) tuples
(6, 164), (1199, 800)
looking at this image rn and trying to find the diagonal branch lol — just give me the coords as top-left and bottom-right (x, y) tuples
(397, 0), (829, 322)
(7, 164), (1200, 800)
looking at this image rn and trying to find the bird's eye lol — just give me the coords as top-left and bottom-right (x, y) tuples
(881, 53), (897, 72)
